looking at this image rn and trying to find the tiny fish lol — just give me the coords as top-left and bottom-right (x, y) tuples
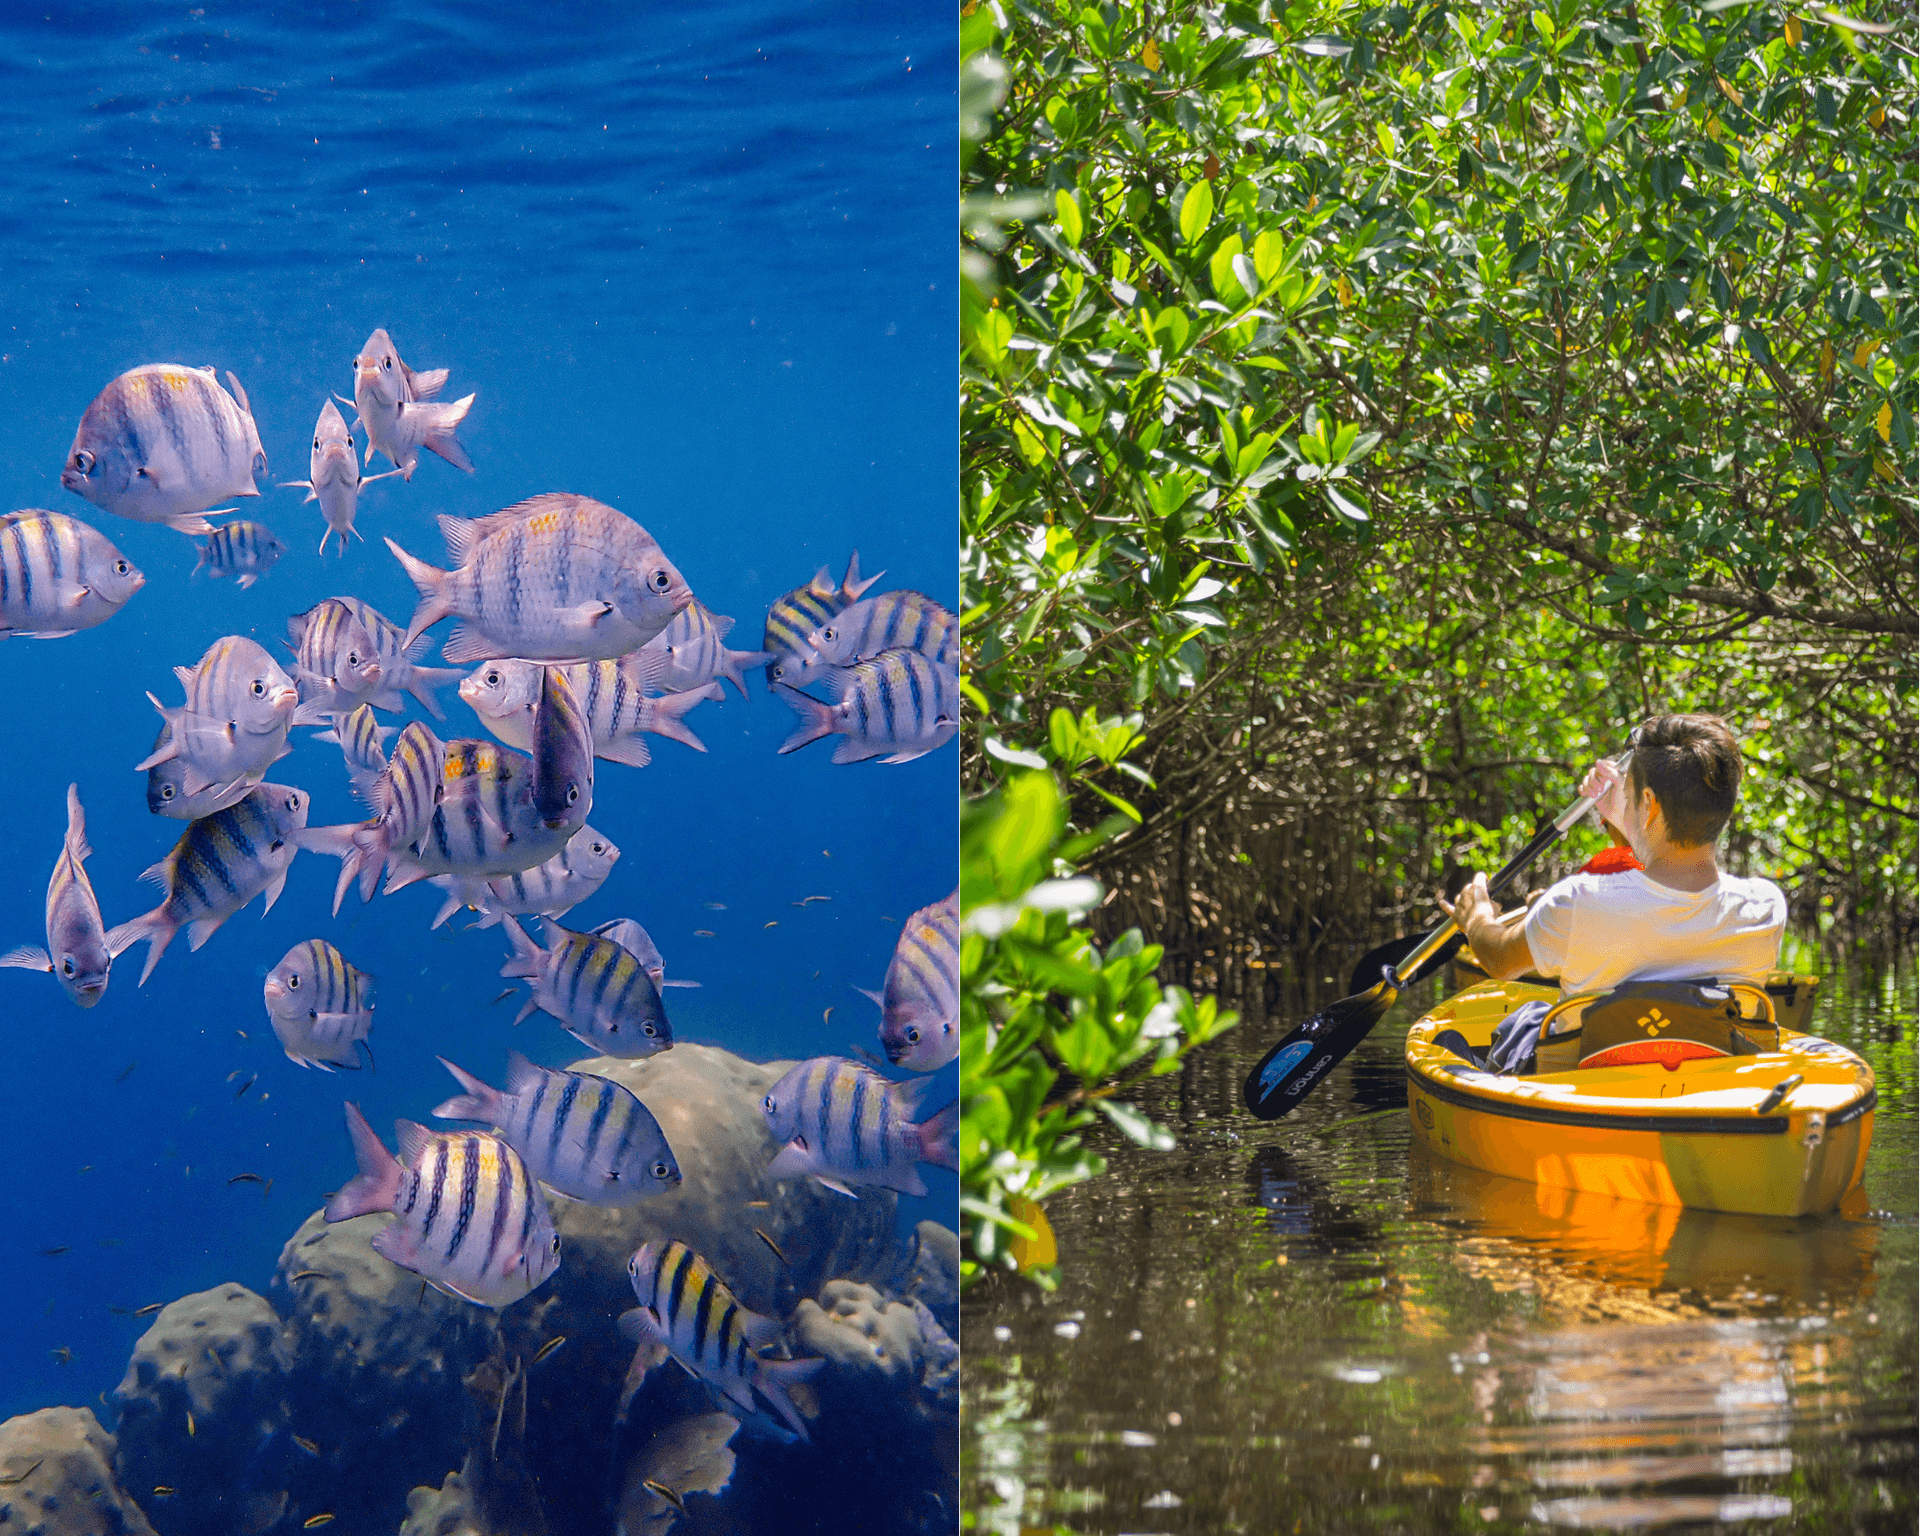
(754, 1228), (788, 1266)
(41, 1246), (70, 1256)
(192, 520), (285, 589)
(290, 1270), (326, 1282)
(153, 1485), (177, 1497)
(776, 648), (958, 765)
(430, 826), (619, 931)
(186, 1410), (195, 1436)
(109, 1306), (129, 1315)
(642, 1479), (687, 1516)
(324, 1103), (559, 1308)
(282, 398), (398, 554)
(350, 327), (473, 481)
(499, 916), (672, 1058)
(0, 509), (144, 638)
(762, 1057), (959, 1198)
(227, 1173), (265, 1185)
(304, 1516), (336, 1530)
(50, 1346), (71, 1363)
(763, 552), (881, 690)
(764, 920), (778, 929)
(745, 1200), (770, 1208)
(62, 363), (267, 535)
(694, 930), (715, 938)
(226, 1070), (244, 1083)
(640, 600), (774, 698)
(532, 1334), (567, 1365)
(263, 939), (374, 1072)
(822, 1007), (833, 1026)
(292, 1434), (319, 1456)
(135, 1302), (164, 1316)
(115, 1062), (136, 1082)
(233, 1074), (257, 1100)
(0, 786), (120, 1008)
(867, 890), (959, 1071)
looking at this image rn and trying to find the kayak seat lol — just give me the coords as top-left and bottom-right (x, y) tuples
(1534, 980), (1778, 1074)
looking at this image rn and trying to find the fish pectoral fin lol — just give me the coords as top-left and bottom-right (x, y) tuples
(20, 630), (78, 640)
(811, 1174), (860, 1200)
(0, 945), (52, 973)
(186, 913), (231, 951)
(565, 600), (616, 627)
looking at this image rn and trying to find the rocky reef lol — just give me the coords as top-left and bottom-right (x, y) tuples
(2, 1042), (956, 1534)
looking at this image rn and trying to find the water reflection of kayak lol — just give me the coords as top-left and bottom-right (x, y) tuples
(1408, 1151), (1878, 1309)
(1405, 979), (1875, 1217)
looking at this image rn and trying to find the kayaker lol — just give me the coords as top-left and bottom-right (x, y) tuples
(1437, 714), (1788, 1074)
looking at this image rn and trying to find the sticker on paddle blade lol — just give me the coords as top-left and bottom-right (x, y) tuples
(1256, 1040), (1314, 1096)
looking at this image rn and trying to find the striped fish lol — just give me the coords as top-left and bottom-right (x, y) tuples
(531, 666), (593, 831)
(386, 494), (693, 664)
(61, 364), (266, 535)
(641, 602), (774, 698)
(429, 825), (619, 930)
(498, 915), (672, 1058)
(106, 784), (312, 984)
(619, 1240), (823, 1441)
(314, 704), (395, 807)
(460, 658), (720, 769)
(288, 598), (385, 724)
(135, 636), (299, 796)
(191, 520), (285, 590)
(350, 328), (474, 481)
(263, 939), (374, 1071)
(775, 648), (958, 765)
(299, 721), (448, 912)
(386, 739), (573, 888)
(761, 551), (881, 691)
(144, 714), (255, 820)
(804, 591), (957, 675)
(761, 1056), (959, 1198)
(867, 890), (960, 1071)
(328, 598), (465, 719)
(590, 918), (701, 992)
(0, 509), (144, 639)
(325, 1103), (558, 1309)
(432, 1050), (680, 1205)
(281, 398), (398, 555)
(0, 786), (127, 1008)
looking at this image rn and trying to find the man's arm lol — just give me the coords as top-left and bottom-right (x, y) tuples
(1437, 872), (1538, 981)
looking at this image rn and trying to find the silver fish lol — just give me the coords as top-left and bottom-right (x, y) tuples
(325, 1104), (558, 1309)
(641, 602), (774, 698)
(867, 890), (960, 1071)
(299, 720), (447, 911)
(775, 648), (958, 765)
(313, 703), (395, 807)
(762, 552), (881, 691)
(328, 598), (465, 720)
(191, 520), (285, 590)
(349, 328), (474, 481)
(589, 918), (700, 991)
(432, 1050), (680, 1205)
(802, 591), (957, 675)
(135, 636), (299, 796)
(761, 1056), (958, 1198)
(61, 364), (266, 535)
(619, 1241), (822, 1441)
(531, 666), (593, 832)
(499, 915), (671, 1059)
(144, 716), (255, 819)
(281, 398), (399, 555)
(288, 598), (385, 724)
(0, 786), (126, 1007)
(105, 784), (312, 984)
(263, 939), (374, 1072)
(386, 494), (694, 664)
(429, 825), (619, 930)
(460, 658), (719, 769)
(0, 509), (144, 638)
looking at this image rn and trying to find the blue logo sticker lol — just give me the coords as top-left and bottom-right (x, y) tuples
(1258, 1040), (1315, 1094)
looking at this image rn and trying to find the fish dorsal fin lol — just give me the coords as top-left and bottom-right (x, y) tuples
(503, 1049), (546, 1098)
(224, 370), (253, 418)
(405, 364), (449, 402)
(706, 610), (735, 642)
(137, 852), (175, 890)
(393, 1118), (435, 1168)
(173, 664), (197, 690)
(456, 494), (581, 549)
(436, 513), (480, 567)
(805, 565), (835, 598)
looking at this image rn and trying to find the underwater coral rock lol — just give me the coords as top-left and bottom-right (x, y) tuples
(900, 1220), (960, 1339)
(613, 1411), (739, 1536)
(109, 1283), (295, 1536)
(0, 1405), (157, 1536)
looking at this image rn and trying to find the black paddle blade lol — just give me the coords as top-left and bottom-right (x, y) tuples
(1242, 982), (1397, 1120)
(1347, 932), (1467, 997)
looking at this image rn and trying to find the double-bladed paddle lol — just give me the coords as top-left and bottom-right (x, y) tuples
(1241, 748), (1634, 1120)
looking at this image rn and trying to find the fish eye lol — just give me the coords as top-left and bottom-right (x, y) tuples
(251, 680), (265, 697)
(566, 786), (579, 804)
(650, 570), (670, 592)
(160, 783), (175, 800)
(72, 450), (95, 473)
(288, 973), (299, 989)
(114, 560), (130, 575)
(642, 1023), (656, 1036)
(61, 957), (75, 976)
(905, 1026), (920, 1044)
(285, 793), (301, 810)
(550, 1233), (561, 1254)
(763, 1094), (776, 1113)
(652, 1161), (671, 1180)
(591, 842), (606, 854)
(313, 437), (321, 450)
(485, 669), (501, 687)
(382, 356), (393, 370)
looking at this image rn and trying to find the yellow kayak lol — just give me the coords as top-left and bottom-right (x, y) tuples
(1405, 978), (1875, 1217)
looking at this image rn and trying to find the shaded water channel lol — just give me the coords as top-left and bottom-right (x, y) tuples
(964, 964), (1916, 1534)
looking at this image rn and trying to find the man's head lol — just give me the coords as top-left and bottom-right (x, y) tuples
(1627, 714), (1742, 848)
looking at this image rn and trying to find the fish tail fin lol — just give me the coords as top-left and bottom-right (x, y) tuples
(348, 826), (391, 907)
(721, 648), (777, 698)
(841, 550), (885, 603)
(325, 1103), (402, 1220)
(774, 686), (837, 755)
(915, 1098), (960, 1173)
(236, 573), (258, 590)
(406, 666), (464, 720)
(415, 394), (475, 473)
(753, 1355), (826, 1442)
(429, 887), (464, 930)
(645, 688), (711, 753)
(104, 914), (171, 985)
(63, 784), (90, 865)
(430, 1056), (501, 1123)
(498, 914), (543, 980)
(385, 539), (455, 652)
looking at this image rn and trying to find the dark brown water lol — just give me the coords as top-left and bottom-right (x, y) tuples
(963, 966), (1915, 1534)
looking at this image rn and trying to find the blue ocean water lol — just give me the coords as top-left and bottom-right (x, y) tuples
(0, 0), (954, 1438)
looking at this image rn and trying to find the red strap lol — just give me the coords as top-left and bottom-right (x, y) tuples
(1580, 845), (1644, 875)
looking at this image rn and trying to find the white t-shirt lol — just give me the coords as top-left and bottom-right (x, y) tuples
(1521, 869), (1787, 998)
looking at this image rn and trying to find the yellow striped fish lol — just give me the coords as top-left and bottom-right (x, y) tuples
(61, 363), (267, 535)
(0, 785), (124, 1008)
(300, 720), (447, 911)
(428, 825), (619, 930)
(762, 551), (880, 690)
(589, 918), (700, 992)
(641, 601), (774, 698)
(313, 704), (395, 808)
(324, 1103), (557, 1309)
(288, 598), (385, 723)
(461, 658), (719, 769)
(263, 939), (374, 1072)
(498, 916), (671, 1058)
(190, 520), (284, 590)
(0, 509), (144, 639)
(761, 1056), (958, 1198)
(432, 1049), (679, 1205)
(801, 590), (957, 677)
(620, 1240), (822, 1441)
(775, 648), (958, 765)
(530, 666), (593, 831)
(867, 890), (959, 1071)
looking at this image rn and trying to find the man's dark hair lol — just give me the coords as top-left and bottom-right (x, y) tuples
(1628, 714), (1742, 847)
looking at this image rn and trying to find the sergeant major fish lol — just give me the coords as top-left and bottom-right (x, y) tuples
(803, 590), (957, 676)
(530, 666), (592, 832)
(460, 658), (719, 769)
(348, 329), (474, 481)
(312, 704), (395, 807)
(323, 598), (465, 720)
(762, 551), (881, 691)
(191, 521), (285, 590)
(865, 890), (959, 1071)
(641, 602), (774, 698)
(144, 714), (255, 820)
(324, 1103), (558, 1309)
(0, 786), (128, 1008)
(760, 1056), (958, 1198)
(620, 1240), (822, 1442)
(263, 939), (374, 1071)
(287, 598), (385, 724)
(386, 494), (694, 664)
(61, 364), (267, 535)
(590, 918), (701, 991)
(281, 398), (398, 554)
(135, 636), (299, 798)
(106, 785), (312, 984)
(775, 648), (958, 765)
(432, 1050), (680, 1206)
(0, 509), (145, 639)
(498, 915), (672, 1059)
(428, 825), (618, 930)
(299, 720), (445, 911)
